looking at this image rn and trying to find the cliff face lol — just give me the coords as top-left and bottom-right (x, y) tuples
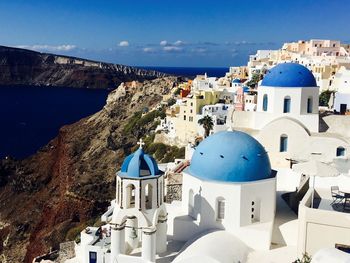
(0, 77), (179, 263)
(0, 46), (167, 89)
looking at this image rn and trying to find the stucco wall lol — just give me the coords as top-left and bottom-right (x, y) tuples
(175, 172), (276, 250)
(256, 86), (319, 132)
(298, 189), (350, 256)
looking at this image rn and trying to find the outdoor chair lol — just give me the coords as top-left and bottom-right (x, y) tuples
(331, 186), (345, 205)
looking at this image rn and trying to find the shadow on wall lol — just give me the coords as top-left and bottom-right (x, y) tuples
(173, 190), (224, 242)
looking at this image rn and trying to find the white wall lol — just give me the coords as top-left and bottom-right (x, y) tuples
(256, 86), (319, 132)
(173, 173), (276, 250)
(334, 93), (350, 112)
(298, 189), (350, 256)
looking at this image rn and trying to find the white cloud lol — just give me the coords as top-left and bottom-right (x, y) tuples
(174, 40), (185, 46)
(119, 41), (129, 47)
(160, 40), (168, 46)
(192, 48), (207, 53)
(163, 46), (182, 52)
(16, 44), (77, 52)
(143, 47), (155, 53)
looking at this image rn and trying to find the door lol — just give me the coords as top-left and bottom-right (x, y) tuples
(89, 251), (97, 263)
(340, 104), (347, 115)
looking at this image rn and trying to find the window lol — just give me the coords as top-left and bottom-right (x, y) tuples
(189, 116), (193, 122)
(283, 96), (291, 113)
(188, 189), (195, 217)
(280, 135), (288, 152)
(251, 200), (261, 223)
(184, 115), (186, 121)
(89, 252), (97, 263)
(262, 94), (268, 111)
(160, 181), (163, 205)
(217, 198), (225, 220)
(145, 184), (153, 209)
(336, 147), (346, 157)
(117, 181), (120, 204)
(307, 97), (313, 113)
(126, 184), (136, 208)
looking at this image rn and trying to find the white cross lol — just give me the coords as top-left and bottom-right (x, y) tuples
(137, 138), (145, 149)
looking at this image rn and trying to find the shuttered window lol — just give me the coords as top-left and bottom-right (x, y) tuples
(217, 200), (225, 220)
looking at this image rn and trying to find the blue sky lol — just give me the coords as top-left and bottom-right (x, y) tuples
(0, 0), (349, 67)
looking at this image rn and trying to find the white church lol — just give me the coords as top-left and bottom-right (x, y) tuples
(66, 63), (350, 263)
(70, 131), (276, 263)
(232, 63), (350, 167)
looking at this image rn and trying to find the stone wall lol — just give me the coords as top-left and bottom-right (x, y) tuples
(165, 173), (183, 203)
(55, 241), (75, 263)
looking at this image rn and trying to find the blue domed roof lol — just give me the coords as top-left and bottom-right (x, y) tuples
(232, 78), (241, 84)
(120, 148), (161, 178)
(243, 86), (250, 93)
(187, 131), (272, 182)
(261, 63), (317, 87)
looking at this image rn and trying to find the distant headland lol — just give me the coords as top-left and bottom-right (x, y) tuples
(0, 45), (167, 89)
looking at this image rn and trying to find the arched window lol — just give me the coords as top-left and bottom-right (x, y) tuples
(126, 184), (136, 208)
(216, 197), (225, 220)
(283, 96), (291, 113)
(262, 94), (268, 111)
(280, 134), (288, 152)
(188, 189), (194, 216)
(307, 97), (313, 113)
(145, 184), (153, 210)
(117, 181), (120, 205)
(160, 181), (163, 205)
(336, 147), (346, 157)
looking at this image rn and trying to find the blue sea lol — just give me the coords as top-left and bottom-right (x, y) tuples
(0, 86), (109, 159)
(0, 67), (227, 160)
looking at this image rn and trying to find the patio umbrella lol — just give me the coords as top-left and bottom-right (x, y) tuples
(292, 160), (340, 208)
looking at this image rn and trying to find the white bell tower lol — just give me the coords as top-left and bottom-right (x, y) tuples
(110, 139), (167, 263)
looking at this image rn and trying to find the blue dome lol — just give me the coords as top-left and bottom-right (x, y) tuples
(187, 131), (272, 182)
(261, 63), (317, 87)
(232, 78), (241, 84)
(243, 86), (250, 93)
(120, 148), (161, 178)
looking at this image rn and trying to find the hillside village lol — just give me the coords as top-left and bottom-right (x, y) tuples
(34, 39), (350, 263)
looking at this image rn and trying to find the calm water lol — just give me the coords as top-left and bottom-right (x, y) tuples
(0, 86), (109, 159)
(0, 67), (227, 160)
(141, 66), (229, 78)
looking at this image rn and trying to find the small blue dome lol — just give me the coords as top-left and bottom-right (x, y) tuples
(232, 78), (241, 84)
(243, 86), (250, 93)
(187, 131), (272, 182)
(120, 148), (161, 178)
(261, 63), (317, 87)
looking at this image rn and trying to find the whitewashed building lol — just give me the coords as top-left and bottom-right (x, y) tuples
(232, 63), (350, 167)
(332, 66), (350, 113)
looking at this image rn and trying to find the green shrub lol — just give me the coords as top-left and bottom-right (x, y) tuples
(319, 90), (333, 107)
(173, 88), (182, 96)
(124, 109), (166, 134)
(167, 98), (177, 106)
(123, 111), (142, 134)
(293, 253), (311, 263)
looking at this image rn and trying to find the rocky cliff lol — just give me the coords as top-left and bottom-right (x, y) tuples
(0, 76), (180, 262)
(0, 45), (167, 89)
